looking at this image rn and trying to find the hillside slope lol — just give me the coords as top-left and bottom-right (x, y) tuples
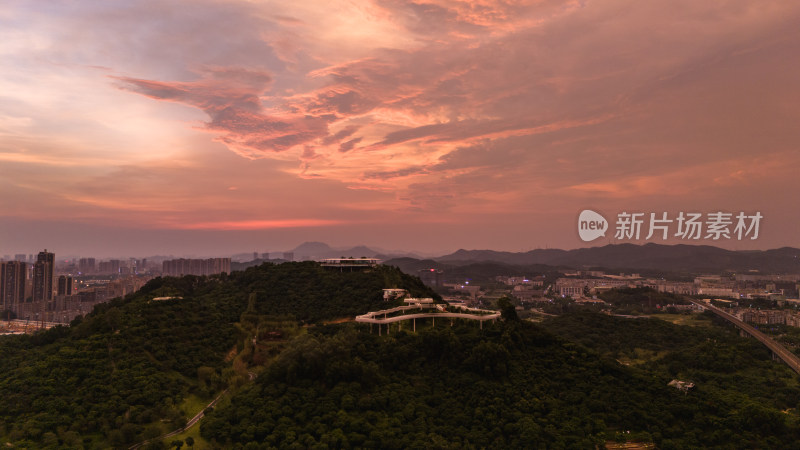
(202, 316), (800, 448)
(0, 262), (432, 448)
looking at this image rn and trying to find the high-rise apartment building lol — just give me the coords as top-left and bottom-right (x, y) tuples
(98, 259), (121, 274)
(162, 258), (231, 276)
(0, 261), (26, 313)
(79, 257), (96, 274)
(33, 250), (55, 303)
(57, 275), (74, 296)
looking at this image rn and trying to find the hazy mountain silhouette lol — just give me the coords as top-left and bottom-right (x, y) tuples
(435, 243), (800, 273)
(290, 242), (382, 259)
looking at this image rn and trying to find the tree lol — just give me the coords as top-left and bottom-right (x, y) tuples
(198, 366), (218, 390)
(185, 436), (195, 448)
(497, 297), (519, 322)
(171, 439), (184, 449)
(106, 308), (122, 331)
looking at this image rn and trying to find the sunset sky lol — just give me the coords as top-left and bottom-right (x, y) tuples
(2, 0), (799, 258)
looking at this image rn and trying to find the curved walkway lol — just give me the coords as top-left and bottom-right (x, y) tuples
(689, 299), (800, 376)
(356, 311), (500, 324)
(355, 303), (500, 333)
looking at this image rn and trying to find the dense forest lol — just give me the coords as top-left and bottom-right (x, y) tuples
(2, 263), (800, 448)
(543, 312), (800, 410)
(596, 287), (689, 315)
(201, 313), (800, 449)
(0, 263), (433, 448)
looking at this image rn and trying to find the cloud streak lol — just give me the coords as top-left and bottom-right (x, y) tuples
(173, 219), (346, 231)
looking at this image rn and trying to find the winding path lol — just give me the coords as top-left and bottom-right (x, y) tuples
(128, 389), (228, 449)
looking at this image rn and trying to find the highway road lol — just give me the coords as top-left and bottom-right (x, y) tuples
(688, 299), (800, 376)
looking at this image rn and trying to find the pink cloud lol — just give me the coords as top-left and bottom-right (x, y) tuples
(108, 0), (800, 220)
(115, 69), (340, 158)
(172, 219), (346, 231)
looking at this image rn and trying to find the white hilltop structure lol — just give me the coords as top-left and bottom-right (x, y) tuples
(382, 288), (408, 301)
(320, 257), (380, 271)
(356, 289), (501, 335)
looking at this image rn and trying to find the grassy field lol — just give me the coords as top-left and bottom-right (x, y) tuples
(164, 392), (233, 449)
(651, 312), (714, 327)
(163, 425), (207, 449)
(179, 394), (210, 419)
(616, 348), (671, 366)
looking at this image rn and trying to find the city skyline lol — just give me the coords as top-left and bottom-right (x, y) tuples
(2, 1), (799, 257)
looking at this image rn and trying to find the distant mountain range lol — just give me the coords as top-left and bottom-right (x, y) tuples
(434, 243), (800, 273)
(289, 241), (420, 260)
(232, 242), (800, 274)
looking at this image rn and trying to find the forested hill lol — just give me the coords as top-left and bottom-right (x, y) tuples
(4, 262), (800, 448)
(201, 314), (800, 448)
(0, 262), (434, 448)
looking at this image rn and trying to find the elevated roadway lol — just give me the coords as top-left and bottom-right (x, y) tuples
(688, 299), (800, 376)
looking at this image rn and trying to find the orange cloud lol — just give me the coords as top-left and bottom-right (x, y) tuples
(173, 219), (346, 231)
(565, 152), (800, 199)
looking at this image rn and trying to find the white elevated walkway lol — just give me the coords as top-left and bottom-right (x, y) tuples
(356, 297), (501, 334)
